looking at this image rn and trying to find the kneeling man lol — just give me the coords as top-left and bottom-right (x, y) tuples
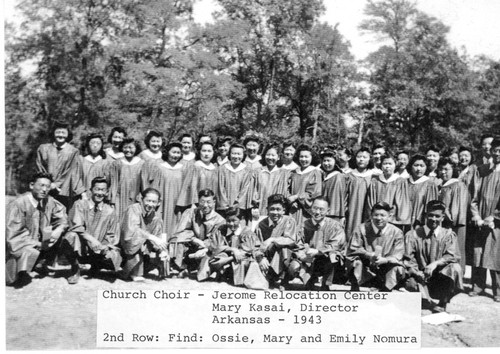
(6, 173), (68, 287)
(63, 177), (122, 283)
(404, 200), (463, 312)
(346, 202), (405, 291)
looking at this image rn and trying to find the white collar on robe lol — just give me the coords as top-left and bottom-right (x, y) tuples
(225, 163), (247, 173)
(295, 165), (316, 175)
(324, 170), (340, 181)
(217, 156), (229, 165)
(409, 175), (429, 184)
(397, 170), (410, 179)
(428, 170), (438, 177)
(182, 152), (196, 161)
(371, 167), (383, 175)
(84, 155), (103, 163)
(160, 161), (183, 170)
(351, 169), (373, 178)
(442, 178), (459, 187)
(245, 155), (261, 163)
(459, 166), (470, 177)
(143, 149), (162, 159)
(106, 148), (124, 159)
(341, 166), (352, 174)
(262, 165), (280, 174)
(423, 225), (442, 237)
(121, 156), (142, 165)
(195, 160), (216, 170)
(378, 173), (400, 183)
(282, 161), (299, 170)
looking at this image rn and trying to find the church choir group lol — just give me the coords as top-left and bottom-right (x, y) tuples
(5, 122), (500, 313)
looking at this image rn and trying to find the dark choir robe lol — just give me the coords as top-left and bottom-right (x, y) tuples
(169, 207), (225, 269)
(255, 215), (298, 279)
(216, 163), (253, 212)
(438, 178), (468, 271)
(345, 169), (373, 241)
(293, 218), (346, 288)
(458, 164), (479, 266)
(403, 226), (463, 304)
(201, 225), (262, 286)
(36, 143), (85, 202)
(65, 199), (122, 271)
(470, 165), (500, 295)
(120, 203), (164, 279)
(176, 161), (219, 208)
(140, 160), (185, 236)
(79, 155), (111, 193)
(252, 166), (290, 216)
(366, 174), (410, 228)
(108, 156), (145, 222)
(6, 193), (69, 284)
(288, 166), (322, 229)
(458, 164), (478, 203)
(346, 222), (405, 290)
(321, 171), (347, 221)
(405, 176), (439, 227)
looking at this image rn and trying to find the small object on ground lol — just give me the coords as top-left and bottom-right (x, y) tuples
(422, 312), (465, 325)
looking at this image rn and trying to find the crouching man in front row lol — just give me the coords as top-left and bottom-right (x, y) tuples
(6, 172), (69, 287)
(403, 200), (463, 313)
(289, 197), (346, 290)
(63, 177), (122, 284)
(120, 188), (167, 281)
(346, 202), (405, 291)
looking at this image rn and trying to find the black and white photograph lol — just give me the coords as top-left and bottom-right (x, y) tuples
(3, 0), (500, 350)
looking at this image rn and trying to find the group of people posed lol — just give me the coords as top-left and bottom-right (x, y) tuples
(5, 122), (500, 313)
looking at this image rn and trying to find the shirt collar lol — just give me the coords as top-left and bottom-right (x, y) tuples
(371, 222), (387, 235)
(217, 156), (229, 165)
(225, 163), (247, 173)
(246, 155), (262, 163)
(53, 142), (67, 149)
(423, 225), (442, 237)
(88, 199), (104, 211)
(195, 160), (216, 170)
(311, 218), (326, 228)
(28, 193), (43, 208)
(198, 208), (217, 221)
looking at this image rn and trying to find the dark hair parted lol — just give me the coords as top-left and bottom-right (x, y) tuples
(267, 194), (288, 209)
(107, 127), (128, 144)
(261, 143), (282, 167)
(51, 121), (73, 143)
(198, 188), (215, 199)
(293, 144), (320, 166)
(31, 172), (54, 184)
(426, 200), (446, 214)
(196, 141), (217, 163)
(426, 145), (441, 155)
(144, 131), (164, 150)
(84, 133), (106, 159)
(119, 138), (142, 156)
(90, 176), (109, 189)
(408, 154), (430, 176)
(354, 147), (374, 169)
(228, 143), (247, 162)
(225, 206), (242, 219)
(437, 157), (460, 178)
(141, 187), (161, 201)
(162, 142), (183, 162)
(371, 201), (392, 213)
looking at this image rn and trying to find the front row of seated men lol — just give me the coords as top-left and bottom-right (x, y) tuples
(6, 173), (462, 312)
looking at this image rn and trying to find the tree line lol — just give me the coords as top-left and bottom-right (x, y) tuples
(5, 0), (500, 194)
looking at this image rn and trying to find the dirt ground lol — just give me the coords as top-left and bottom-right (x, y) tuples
(5, 264), (500, 350)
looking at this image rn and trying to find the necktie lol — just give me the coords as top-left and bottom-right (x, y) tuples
(37, 201), (44, 241)
(89, 204), (102, 237)
(428, 230), (438, 263)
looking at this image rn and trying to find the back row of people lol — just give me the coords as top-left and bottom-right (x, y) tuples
(27, 123), (500, 303)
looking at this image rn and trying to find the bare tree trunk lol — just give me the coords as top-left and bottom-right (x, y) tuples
(357, 114), (365, 145)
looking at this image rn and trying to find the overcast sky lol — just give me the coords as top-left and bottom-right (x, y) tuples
(4, 0), (500, 60)
(193, 0), (500, 60)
